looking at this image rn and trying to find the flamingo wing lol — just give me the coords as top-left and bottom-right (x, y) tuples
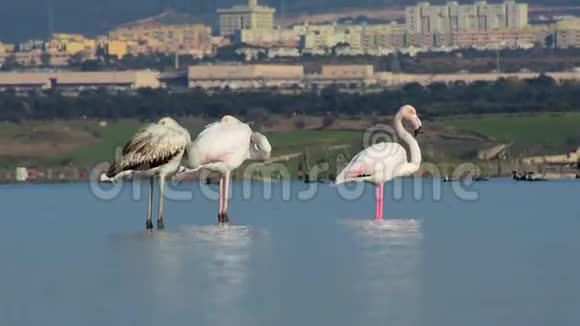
(188, 118), (252, 167)
(107, 124), (188, 177)
(335, 142), (407, 184)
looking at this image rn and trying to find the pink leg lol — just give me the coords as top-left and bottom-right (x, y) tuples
(218, 176), (224, 216)
(375, 184), (381, 221)
(378, 183), (384, 220)
(223, 172), (231, 215)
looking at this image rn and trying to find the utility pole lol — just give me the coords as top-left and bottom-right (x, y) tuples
(280, 0), (286, 20)
(496, 49), (500, 76)
(99, 0), (110, 30)
(46, 0), (55, 39)
(159, 0), (170, 13)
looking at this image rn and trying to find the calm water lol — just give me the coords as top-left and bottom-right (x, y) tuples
(1, 179), (579, 325)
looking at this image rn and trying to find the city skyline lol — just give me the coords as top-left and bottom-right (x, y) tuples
(1, 0), (577, 42)
(4, 0), (580, 68)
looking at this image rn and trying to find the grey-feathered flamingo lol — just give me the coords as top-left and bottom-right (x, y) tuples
(100, 117), (190, 230)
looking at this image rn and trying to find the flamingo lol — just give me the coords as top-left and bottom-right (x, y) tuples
(335, 105), (422, 221)
(100, 117), (190, 230)
(177, 115), (272, 224)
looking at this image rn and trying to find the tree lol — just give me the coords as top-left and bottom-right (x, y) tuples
(390, 52), (401, 73)
(80, 60), (101, 71)
(545, 34), (555, 49)
(322, 115), (335, 128)
(294, 118), (306, 129)
(1, 54), (19, 70)
(0, 75), (577, 122)
(40, 52), (52, 66)
(246, 107), (271, 130)
(528, 74), (556, 89)
(69, 52), (85, 66)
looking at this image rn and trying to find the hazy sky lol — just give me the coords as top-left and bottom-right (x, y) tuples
(0, 0), (400, 41)
(0, 0), (231, 42)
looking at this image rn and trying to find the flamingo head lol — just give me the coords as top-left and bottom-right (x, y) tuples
(158, 117), (181, 128)
(400, 105), (422, 137)
(221, 115), (240, 124)
(158, 117), (189, 137)
(250, 132), (272, 161)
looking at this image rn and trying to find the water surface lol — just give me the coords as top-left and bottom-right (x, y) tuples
(1, 180), (579, 325)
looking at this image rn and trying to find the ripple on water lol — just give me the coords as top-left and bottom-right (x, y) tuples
(339, 218), (423, 325)
(338, 218), (422, 242)
(177, 224), (256, 245)
(105, 224), (269, 326)
(108, 224), (264, 244)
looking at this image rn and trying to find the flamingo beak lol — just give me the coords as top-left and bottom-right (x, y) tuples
(412, 115), (422, 137)
(414, 126), (421, 137)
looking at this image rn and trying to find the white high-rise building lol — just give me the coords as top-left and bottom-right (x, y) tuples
(405, 1), (528, 34)
(217, 0), (276, 36)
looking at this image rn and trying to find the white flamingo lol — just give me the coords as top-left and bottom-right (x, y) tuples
(177, 115), (272, 224)
(100, 117), (190, 230)
(335, 105), (422, 221)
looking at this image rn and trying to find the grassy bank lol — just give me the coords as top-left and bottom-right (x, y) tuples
(0, 112), (578, 171)
(0, 118), (367, 167)
(440, 112), (580, 146)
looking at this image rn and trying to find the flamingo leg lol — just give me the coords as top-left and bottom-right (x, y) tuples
(375, 183), (384, 221)
(379, 183), (384, 221)
(218, 176), (224, 224)
(222, 172), (231, 224)
(146, 177), (154, 230)
(157, 175), (165, 230)
(375, 184), (381, 221)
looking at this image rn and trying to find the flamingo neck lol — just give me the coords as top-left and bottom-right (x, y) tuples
(394, 112), (421, 176)
(248, 145), (266, 161)
(184, 142), (201, 169)
(248, 147), (258, 160)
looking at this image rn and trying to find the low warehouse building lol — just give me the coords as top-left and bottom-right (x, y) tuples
(188, 64), (304, 89)
(0, 70), (161, 91)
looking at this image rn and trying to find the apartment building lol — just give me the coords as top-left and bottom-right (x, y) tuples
(0, 42), (15, 54)
(406, 1), (528, 34)
(237, 27), (300, 47)
(451, 29), (537, 48)
(109, 23), (212, 56)
(298, 24), (365, 50)
(46, 34), (97, 56)
(101, 39), (131, 59)
(217, 0), (275, 36)
(361, 24), (407, 50)
(556, 18), (580, 48)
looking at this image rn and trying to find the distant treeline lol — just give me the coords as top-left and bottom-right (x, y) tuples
(1, 74), (579, 121)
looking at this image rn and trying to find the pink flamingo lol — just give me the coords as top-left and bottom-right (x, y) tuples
(335, 105), (422, 221)
(177, 115), (272, 224)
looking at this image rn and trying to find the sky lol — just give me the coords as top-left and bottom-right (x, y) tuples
(0, 0), (394, 41)
(0, 0), (218, 42)
(1, 0), (324, 42)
